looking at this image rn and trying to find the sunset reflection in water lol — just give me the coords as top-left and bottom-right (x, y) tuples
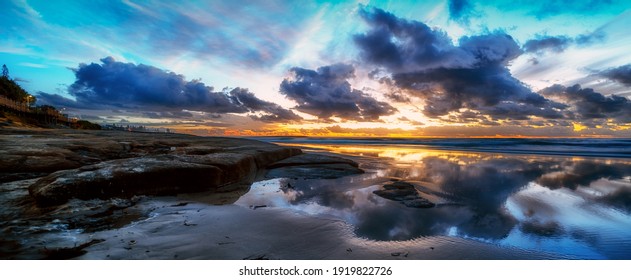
(237, 143), (631, 259)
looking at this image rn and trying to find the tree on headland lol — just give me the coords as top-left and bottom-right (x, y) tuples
(2, 64), (8, 78)
(0, 64), (33, 103)
(0, 63), (99, 129)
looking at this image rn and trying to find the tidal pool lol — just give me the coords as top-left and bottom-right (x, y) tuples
(237, 143), (631, 259)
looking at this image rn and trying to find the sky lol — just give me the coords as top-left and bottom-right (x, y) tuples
(1, 0), (631, 137)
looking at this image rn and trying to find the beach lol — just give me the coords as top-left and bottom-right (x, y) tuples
(2, 129), (630, 259)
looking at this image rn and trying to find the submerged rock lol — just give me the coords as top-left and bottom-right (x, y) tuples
(373, 181), (435, 208)
(265, 154), (363, 179)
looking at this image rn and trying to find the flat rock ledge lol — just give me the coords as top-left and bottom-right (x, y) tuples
(1, 129), (365, 206)
(373, 181), (435, 208)
(29, 148), (300, 206)
(0, 129), (304, 206)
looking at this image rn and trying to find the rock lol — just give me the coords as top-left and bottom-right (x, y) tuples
(373, 181), (435, 208)
(383, 181), (415, 190)
(29, 155), (226, 206)
(231, 146), (302, 168)
(0, 129), (303, 206)
(0, 129), (301, 183)
(28, 147), (302, 206)
(372, 189), (417, 201)
(265, 154), (364, 179)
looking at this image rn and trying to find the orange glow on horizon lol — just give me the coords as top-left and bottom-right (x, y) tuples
(163, 121), (627, 139)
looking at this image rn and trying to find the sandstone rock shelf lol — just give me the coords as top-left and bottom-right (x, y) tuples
(0, 129), (362, 206)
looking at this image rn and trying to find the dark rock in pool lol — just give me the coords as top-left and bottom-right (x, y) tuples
(373, 181), (435, 208)
(265, 154), (364, 179)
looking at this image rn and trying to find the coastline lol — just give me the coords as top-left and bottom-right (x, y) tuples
(2, 128), (629, 259)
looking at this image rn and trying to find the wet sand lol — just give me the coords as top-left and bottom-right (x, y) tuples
(78, 198), (562, 260)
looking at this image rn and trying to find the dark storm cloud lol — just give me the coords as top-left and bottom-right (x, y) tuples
(355, 7), (564, 121)
(392, 63), (565, 119)
(37, 57), (300, 122)
(228, 87), (301, 122)
(354, 6), (472, 72)
(279, 63), (396, 121)
(599, 64), (631, 86)
(67, 57), (241, 112)
(540, 84), (631, 122)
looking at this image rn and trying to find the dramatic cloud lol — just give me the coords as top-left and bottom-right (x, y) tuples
(354, 7), (473, 73)
(228, 87), (301, 122)
(65, 57), (240, 112)
(355, 7), (564, 120)
(523, 35), (573, 53)
(523, 32), (605, 54)
(279, 63), (396, 121)
(600, 64), (631, 86)
(540, 84), (631, 122)
(36, 57), (300, 122)
(392, 66), (565, 119)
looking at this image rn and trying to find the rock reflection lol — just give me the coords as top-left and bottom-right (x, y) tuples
(239, 144), (631, 258)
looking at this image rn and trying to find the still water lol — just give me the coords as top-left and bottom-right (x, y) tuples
(238, 141), (631, 259)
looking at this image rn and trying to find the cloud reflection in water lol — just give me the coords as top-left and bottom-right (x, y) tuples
(236, 145), (631, 259)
